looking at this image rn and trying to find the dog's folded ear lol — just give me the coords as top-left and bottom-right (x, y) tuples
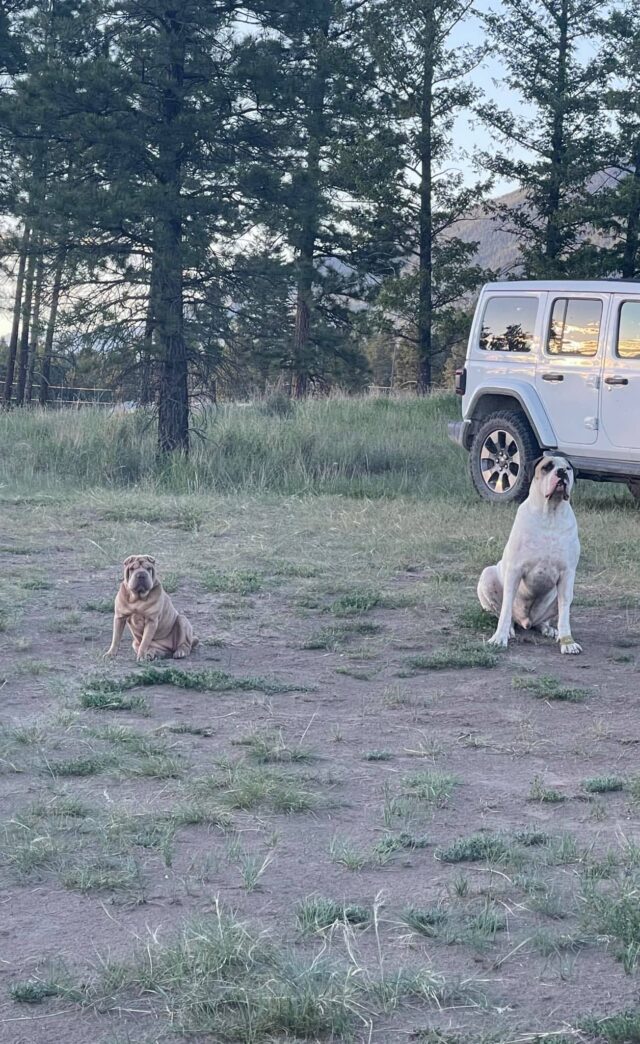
(525, 455), (544, 486)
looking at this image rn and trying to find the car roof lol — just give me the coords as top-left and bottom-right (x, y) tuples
(482, 280), (640, 293)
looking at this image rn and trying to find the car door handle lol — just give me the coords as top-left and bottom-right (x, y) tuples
(542, 373), (564, 382)
(604, 376), (629, 386)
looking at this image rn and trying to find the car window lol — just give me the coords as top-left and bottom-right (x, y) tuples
(478, 296), (537, 353)
(617, 301), (640, 358)
(547, 298), (601, 356)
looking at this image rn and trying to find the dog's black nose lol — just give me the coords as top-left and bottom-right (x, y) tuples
(557, 468), (567, 480)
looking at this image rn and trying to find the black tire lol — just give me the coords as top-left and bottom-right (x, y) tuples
(469, 411), (539, 504)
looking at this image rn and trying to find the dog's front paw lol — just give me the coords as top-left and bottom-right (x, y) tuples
(103, 649), (117, 660)
(173, 648), (187, 659)
(487, 631), (509, 648)
(559, 637), (582, 655)
(137, 650), (157, 662)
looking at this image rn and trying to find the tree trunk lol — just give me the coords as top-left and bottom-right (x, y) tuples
(140, 244), (158, 404)
(155, 11), (188, 454)
(544, 0), (568, 271)
(14, 235), (39, 406)
(416, 0), (434, 394)
(292, 26), (328, 398)
(3, 224), (31, 406)
(39, 251), (64, 407)
(25, 251), (45, 403)
(293, 277), (312, 398)
(621, 149), (640, 279)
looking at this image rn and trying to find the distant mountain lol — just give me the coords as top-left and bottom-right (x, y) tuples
(452, 169), (623, 277)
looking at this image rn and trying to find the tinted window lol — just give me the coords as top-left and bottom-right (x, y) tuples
(547, 298), (601, 356)
(478, 296), (537, 353)
(617, 301), (640, 358)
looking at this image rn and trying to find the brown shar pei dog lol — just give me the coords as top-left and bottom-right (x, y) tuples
(105, 555), (198, 662)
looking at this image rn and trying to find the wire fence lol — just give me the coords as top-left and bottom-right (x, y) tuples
(0, 374), (114, 408)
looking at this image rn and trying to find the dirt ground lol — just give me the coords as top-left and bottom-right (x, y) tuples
(1, 491), (639, 1044)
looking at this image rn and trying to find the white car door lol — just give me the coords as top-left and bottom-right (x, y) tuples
(600, 296), (640, 451)
(535, 294), (608, 446)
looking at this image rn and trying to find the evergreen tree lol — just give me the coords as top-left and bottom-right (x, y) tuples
(480, 0), (610, 277)
(249, 0), (381, 396)
(363, 0), (488, 392)
(585, 1), (640, 278)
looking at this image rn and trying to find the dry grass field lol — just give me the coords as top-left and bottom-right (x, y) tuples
(1, 396), (640, 1044)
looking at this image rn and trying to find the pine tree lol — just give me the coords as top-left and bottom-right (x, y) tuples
(249, 0), (382, 396)
(584, 1), (640, 278)
(480, 0), (610, 277)
(363, 0), (489, 392)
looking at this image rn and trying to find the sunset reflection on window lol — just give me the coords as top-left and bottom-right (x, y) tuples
(547, 298), (601, 357)
(617, 301), (640, 359)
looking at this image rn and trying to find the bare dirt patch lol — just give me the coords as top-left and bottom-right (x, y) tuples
(1, 493), (640, 1043)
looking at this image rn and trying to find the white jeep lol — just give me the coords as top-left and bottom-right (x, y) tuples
(449, 280), (640, 502)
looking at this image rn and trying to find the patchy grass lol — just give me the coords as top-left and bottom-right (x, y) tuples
(82, 598), (114, 613)
(328, 589), (381, 616)
(48, 755), (112, 778)
(296, 896), (371, 931)
(581, 1011), (640, 1042)
(583, 776), (625, 794)
(202, 569), (263, 595)
(60, 855), (144, 895)
(11, 973), (73, 1004)
(513, 674), (590, 703)
(83, 665), (301, 697)
(5, 397), (640, 1041)
(436, 833), (510, 865)
(193, 763), (327, 814)
(80, 688), (150, 713)
(233, 729), (315, 764)
(582, 876), (640, 972)
(85, 907), (364, 1039)
(401, 771), (459, 806)
(456, 604), (495, 635)
(408, 643), (499, 671)
(529, 776), (566, 804)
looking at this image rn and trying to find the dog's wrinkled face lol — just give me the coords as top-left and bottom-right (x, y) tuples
(533, 455), (574, 502)
(123, 555), (157, 597)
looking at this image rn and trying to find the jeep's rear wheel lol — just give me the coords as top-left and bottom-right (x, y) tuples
(470, 412), (539, 504)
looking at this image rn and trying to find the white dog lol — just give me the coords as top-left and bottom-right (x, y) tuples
(477, 455), (581, 654)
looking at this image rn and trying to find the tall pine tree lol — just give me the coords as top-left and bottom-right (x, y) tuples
(364, 0), (489, 392)
(585, 1), (640, 278)
(480, 0), (610, 277)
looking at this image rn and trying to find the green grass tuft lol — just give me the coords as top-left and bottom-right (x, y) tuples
(435, 833), (509, 864)
(80, 688), (149, 713)
(202, 569), (263, 595)
(296, 896), (371, 931)
(513, 674), (590, 702)
(328, 590), (381, 616)
(408, 642), (499, 671)
(583, 775), (625, 794)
